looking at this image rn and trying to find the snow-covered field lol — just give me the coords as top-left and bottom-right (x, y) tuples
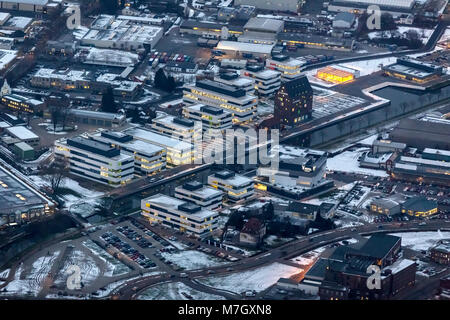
(327, 148), (389, 177)
(54, 250), (100, 286)
(138, 282), (225, 300)
(83, 240), (130, 276)
(198, 262), (301, 294)
(1, 251), (60, 297)
(161, 250), (227, 270)
(390, 231), (450, 252)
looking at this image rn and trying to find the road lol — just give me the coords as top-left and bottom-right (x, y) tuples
(109, 219), (450, 300)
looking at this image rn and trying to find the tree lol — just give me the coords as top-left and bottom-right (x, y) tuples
(167, 76), (176, 92)
(42, 158), (68, 195)
(381, 13), (396, 31)
(99, 0), (121, 14)
(50, 106), (61, 133)
(101, 87), (118, 113)
(154, 68), (167, 90)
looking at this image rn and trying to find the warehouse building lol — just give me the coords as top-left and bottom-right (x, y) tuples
(54, 136), (134, 187)
(91, 130), (166, 176)
(278, 33), (355, 51)
(234, 0), (301, 13)
(175, 181), (224, 210)
(179, 20), (243, 38)
(239, 18), (284, 45)
(215, 40), (275, 59)
(6, 125), (39, 147)
(327, 0), (417, 18)
(141, 194), (218, 237)
(183, 79), (258, 123)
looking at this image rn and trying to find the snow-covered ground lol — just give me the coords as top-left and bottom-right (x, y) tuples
(54, 250), (100, 286)
(264, 235), (294, 247)
(1, 251), (60, 297)
(161, 250), (228, 270)
(83, 240), (130, 276)
(390, 231), (450, 252)
(138, 281), (225, 300)
(327, 148), (389, 177)
(198, 262), (301, 294)
(368, 27), (434, 44)
(339, 57), (397, 77)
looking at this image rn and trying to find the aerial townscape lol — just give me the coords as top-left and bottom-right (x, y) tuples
(0, 0), (449, 305)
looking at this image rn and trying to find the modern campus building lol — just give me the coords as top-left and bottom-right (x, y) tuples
(91, 131), (166, 176)
(182, 104), (233, 134)
(124, 127), (195, 166)
(240, 65), (281, 96)
(141, 194), (218, 237)
(274, 75), (313, 126)
(54, 136), (134, 187)
(214, 72), (255, 95)
(183, 79), (258, 123)
(208, 170), (254, 203)
(150, 115), (202, 142)
(174, 181), (224, 210)
(266, 55), (304, 81)
(0, 164), (54, 228)
(382, 58), (444, 83)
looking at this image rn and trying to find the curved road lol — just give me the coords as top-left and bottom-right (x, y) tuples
(109, 219), (450, 300)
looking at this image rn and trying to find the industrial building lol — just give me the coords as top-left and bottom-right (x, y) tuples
(90, 131), (166, 176)
(174, 181), (224, 210)
(141, 194), (218, 237)
(241, 65), (281, 96)
(239, 18), (284, 45)
(183, 79), (258, 123)
(234, 0), (301, 13)
(208, 170), (254, 203)
(69, 109), (127, 128)
(0, 0), (48, 12)
(278, 33), (355, 51)
(327, 0), (417, 18)
(401, 196), (438, 217)
(81, 15), (163, 51)
(0, 164), (54, 227)
(215, 41), (275, 59)
(382, 58), (444, 83)
(274, 75), (313, 127)
(316, 65), (359, 84)
(179, 20), (243, 38)
(54, 136), (134, 187)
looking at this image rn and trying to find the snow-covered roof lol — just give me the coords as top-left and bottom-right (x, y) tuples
(6, 126), (38, 140)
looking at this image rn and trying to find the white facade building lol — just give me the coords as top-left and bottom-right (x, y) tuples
(141, 194), (218, 237)
(54, 137), (134, 187)
(175, 181), (224, 210)
(240, 65), (281, 96)
(208, 170), (254, 203)
(266, 55), (304, 81)
(150, 115), (202, 142)
(183, 79), (258, 123)
(182, 104), (233, 133)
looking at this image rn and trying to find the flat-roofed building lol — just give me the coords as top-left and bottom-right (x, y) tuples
(0, 164), (54, 227)
(382, 57), (444, 83)
(266, 54), (304, 81)
(69, 109), (126, 128)
(215, 40), (275, 59)
(0, 0), (48, 12)
(30, 67), (93, 91)
(234, 0), (301, 13)
(241, 64), (281, 96)
(215, 72), (255, 95)
(274, 75), (313, 127)
(183, 79), (257, 123)
(91, 130), (166, 176)
(6, 125), (39, 147)
(175, 181), (224, 210)
(239, 18), (284, 45)
(141, 194), (218, 237)
(124, 127), (194, 166)
(1, 93), (44, 113)
(150, 115), (202, 142)
(328, 0), (416, 18)
(179, 20), (243, 38)
(182, 104), (233, 136)
(208, 170), (254, 203)
(316, 66), (356, 84)
(54, 136), (134, 187)
(401, 196), (438, 217)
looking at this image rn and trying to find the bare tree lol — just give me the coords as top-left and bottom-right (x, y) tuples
(42, 157), (68, 195)
(50, 106), (61, 133)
